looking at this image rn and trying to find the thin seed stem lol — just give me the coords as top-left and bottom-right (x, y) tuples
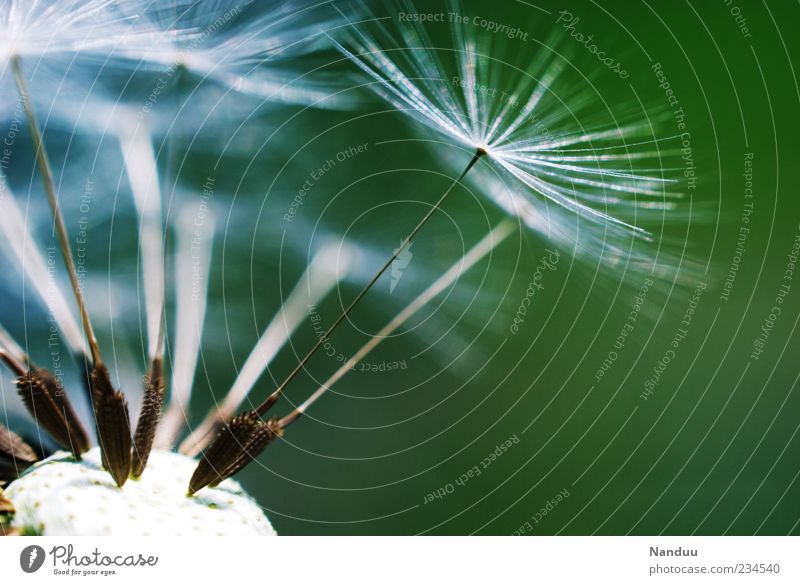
(254, 148), (486, 417)
(11, 56), (103, 367)
(279, 218), (515, 428)
(0, 325), (26, 367)
(0, 350), (26, 378)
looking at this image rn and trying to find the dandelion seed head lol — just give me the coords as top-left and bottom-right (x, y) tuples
(4, 448), (275, 535)
(0, 0), (709, 516)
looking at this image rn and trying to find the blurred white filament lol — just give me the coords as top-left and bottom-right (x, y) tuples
(180, 242), (354, 455)
(156, 203), (214, 449)
(0, 180), (87, 357)
(119, 121), (165, 362)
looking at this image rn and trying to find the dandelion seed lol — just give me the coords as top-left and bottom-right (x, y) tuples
(0, 323), (91, 460)
(333, 0), (681, 244)
(0, 198), (94, 463)
(189, 219), (515, 493)
(118, 120), (169, 478)
(10, 56), (132, 487)
(14, 365), (91, 459)
(0, 422), (39, 482)
(185, 88), (496, 490)
(187, 0), (693, 490)
(187, 411), (281, 495)
(112, 0), (360, 109)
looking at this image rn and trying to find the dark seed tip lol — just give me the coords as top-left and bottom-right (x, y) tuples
(90, 367), (132, 487)
(15, 368), (90, 458)
(186, 413), (282, 494)
(0, 488), (14, 515)
(131, 359), (166, 479)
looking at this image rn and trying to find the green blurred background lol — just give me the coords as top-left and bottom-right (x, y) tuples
(2, 0), (799, 535)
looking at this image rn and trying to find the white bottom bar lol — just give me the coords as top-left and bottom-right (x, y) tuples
(1, 536), (796, 584)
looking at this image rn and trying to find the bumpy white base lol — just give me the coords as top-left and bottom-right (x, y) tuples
(4, 447), (276, 536)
